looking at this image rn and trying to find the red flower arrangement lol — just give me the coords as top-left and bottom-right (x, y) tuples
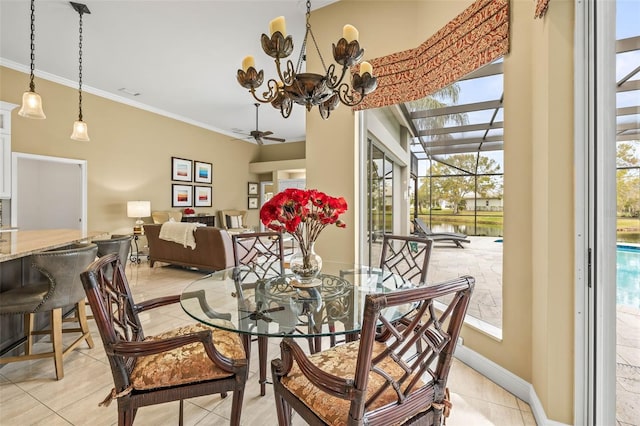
(260, 188), (347, 278)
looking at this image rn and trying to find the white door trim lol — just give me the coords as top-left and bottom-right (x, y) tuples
(575, 1), (618, 424)
(11, 152), (88, 233)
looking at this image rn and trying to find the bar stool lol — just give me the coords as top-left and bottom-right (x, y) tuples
(95, 234), (132, 263)
(0, 243), (98, 380)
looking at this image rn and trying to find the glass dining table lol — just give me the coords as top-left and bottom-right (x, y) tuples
(180, 261), (415, 395)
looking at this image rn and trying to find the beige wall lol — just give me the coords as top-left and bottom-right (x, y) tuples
(307, 0), (575, 423)
(1, 66), (266, 233)
(257, 141), (305, 162)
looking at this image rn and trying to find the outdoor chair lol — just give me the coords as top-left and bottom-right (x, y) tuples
(271, 276), (475, 426)
(412, 217), (470, 248)
(80, 253), (247, 426)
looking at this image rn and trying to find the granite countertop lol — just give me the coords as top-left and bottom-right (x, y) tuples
(0, 229), (108, 262)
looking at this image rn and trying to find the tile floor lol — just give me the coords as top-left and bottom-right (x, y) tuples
(0, 261), (537, 425)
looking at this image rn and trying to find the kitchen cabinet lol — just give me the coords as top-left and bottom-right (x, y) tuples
(0, 102), (18, 199)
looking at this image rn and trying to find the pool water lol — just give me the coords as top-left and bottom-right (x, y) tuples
(617, 245), (640, 309)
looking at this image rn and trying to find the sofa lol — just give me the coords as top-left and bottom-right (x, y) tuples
(144, 224), (234, 271)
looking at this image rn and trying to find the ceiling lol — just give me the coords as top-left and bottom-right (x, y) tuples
(0, 0), (339, 144)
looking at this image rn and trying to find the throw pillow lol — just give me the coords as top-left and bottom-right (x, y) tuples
(226, 214), (243, 229)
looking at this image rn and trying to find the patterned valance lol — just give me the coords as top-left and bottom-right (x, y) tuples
(354, 0), (509, 111)
(534, 0), (550, 19)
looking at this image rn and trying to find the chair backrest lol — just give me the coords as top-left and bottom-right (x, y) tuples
(95, 235), (133, 264)
(151, 211), (183, 224)
(80, 253), (144, 390)
(32, 243), (98, 312)
(218, 210), (248, 230)
(351, 276), (474, 424)
(412, 217), (431, 234)
(232, 231), (284, 282)
(379, 234), (433, 287)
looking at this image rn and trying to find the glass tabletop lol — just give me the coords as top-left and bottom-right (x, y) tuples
(180, 261), (416, 338)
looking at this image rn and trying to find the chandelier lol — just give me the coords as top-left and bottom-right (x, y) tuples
(236, 0), (377, 119)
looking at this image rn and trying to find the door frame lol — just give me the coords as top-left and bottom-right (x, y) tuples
(575, 1), (617, 424)
(11, 152), (88, 233)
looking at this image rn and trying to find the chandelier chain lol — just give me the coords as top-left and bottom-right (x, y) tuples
(28, 0), (36, 91)
(77, 10), (84, 120)
(299, 0), (327, 74)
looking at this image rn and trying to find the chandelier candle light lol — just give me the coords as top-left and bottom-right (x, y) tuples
(260, 188), (347, 286)
(237, 0), (377, 119)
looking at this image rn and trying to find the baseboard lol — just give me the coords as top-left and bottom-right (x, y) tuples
(454, 342), (571, 426)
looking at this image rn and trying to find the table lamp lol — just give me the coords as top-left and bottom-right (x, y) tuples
(127, 201), (151, 234)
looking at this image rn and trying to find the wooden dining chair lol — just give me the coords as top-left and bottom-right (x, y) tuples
(231, 231), (285, 396)
(80, 253), (248, 426)
(271, 276), (474, 426)
(333, 234), (433, 347)
(379, 234), (433, 288)
(232, 231), (285, 283)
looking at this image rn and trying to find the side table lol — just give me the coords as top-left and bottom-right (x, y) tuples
(129, 234), (148, 264)
(182, 215), (216, 227)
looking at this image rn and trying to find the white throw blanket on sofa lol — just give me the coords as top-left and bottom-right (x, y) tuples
(159, 222), (200, 249)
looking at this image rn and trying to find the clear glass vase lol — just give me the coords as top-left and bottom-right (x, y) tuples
(289, 241), (322, 286)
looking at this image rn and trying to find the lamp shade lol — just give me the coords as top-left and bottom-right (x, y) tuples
(70, 120), (90, 141)
(18, 91), (46, 119)
(127, 201), (151, 219)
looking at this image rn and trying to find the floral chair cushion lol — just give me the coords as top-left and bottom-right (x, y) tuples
(130, 322), (245, 390)
(281, 340), (426, 426)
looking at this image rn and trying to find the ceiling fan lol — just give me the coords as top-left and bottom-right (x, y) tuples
(247, 103), (286, 145)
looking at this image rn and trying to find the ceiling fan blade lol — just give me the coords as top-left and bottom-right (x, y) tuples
(255, 137), (264, 145)
(262, 130), (273, 137)
(264, 136), (286, 142)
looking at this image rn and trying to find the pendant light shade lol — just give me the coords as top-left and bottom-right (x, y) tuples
(18, 0), (46, 119)
(70, 120), (90, 141)
(18, 90), (46, 119)
(70, 2), (90, 141)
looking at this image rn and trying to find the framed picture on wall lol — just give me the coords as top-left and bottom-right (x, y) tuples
(248, 197), (259, 210)
(194, 186), (212, 207)
(171, 157), (192, 182)
(194, 161), (212, 184)
(248, 182), (258, 195)
(172, 184), (193, 207)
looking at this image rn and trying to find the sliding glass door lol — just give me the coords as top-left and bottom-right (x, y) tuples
(366, 141), (394, 266)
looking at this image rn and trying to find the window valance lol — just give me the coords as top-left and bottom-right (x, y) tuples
(354, 0), (509, 111)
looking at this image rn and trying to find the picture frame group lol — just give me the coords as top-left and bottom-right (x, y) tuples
(171, 157), (213, 207)
(247, 182), (258, 210)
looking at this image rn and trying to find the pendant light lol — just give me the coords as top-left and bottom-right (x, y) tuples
(18, 0), (46, 119)
(70, 2), (90, 141)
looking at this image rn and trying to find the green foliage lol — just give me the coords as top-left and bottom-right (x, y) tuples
(617, 141), (640, 218)
(417, 154), (502, 214)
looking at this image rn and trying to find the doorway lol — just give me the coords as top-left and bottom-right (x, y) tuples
(365, 140), (394, 267)
(11, 153), (87, 232)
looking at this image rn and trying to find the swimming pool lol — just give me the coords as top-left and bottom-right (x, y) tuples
(617, 245), (640, 309)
